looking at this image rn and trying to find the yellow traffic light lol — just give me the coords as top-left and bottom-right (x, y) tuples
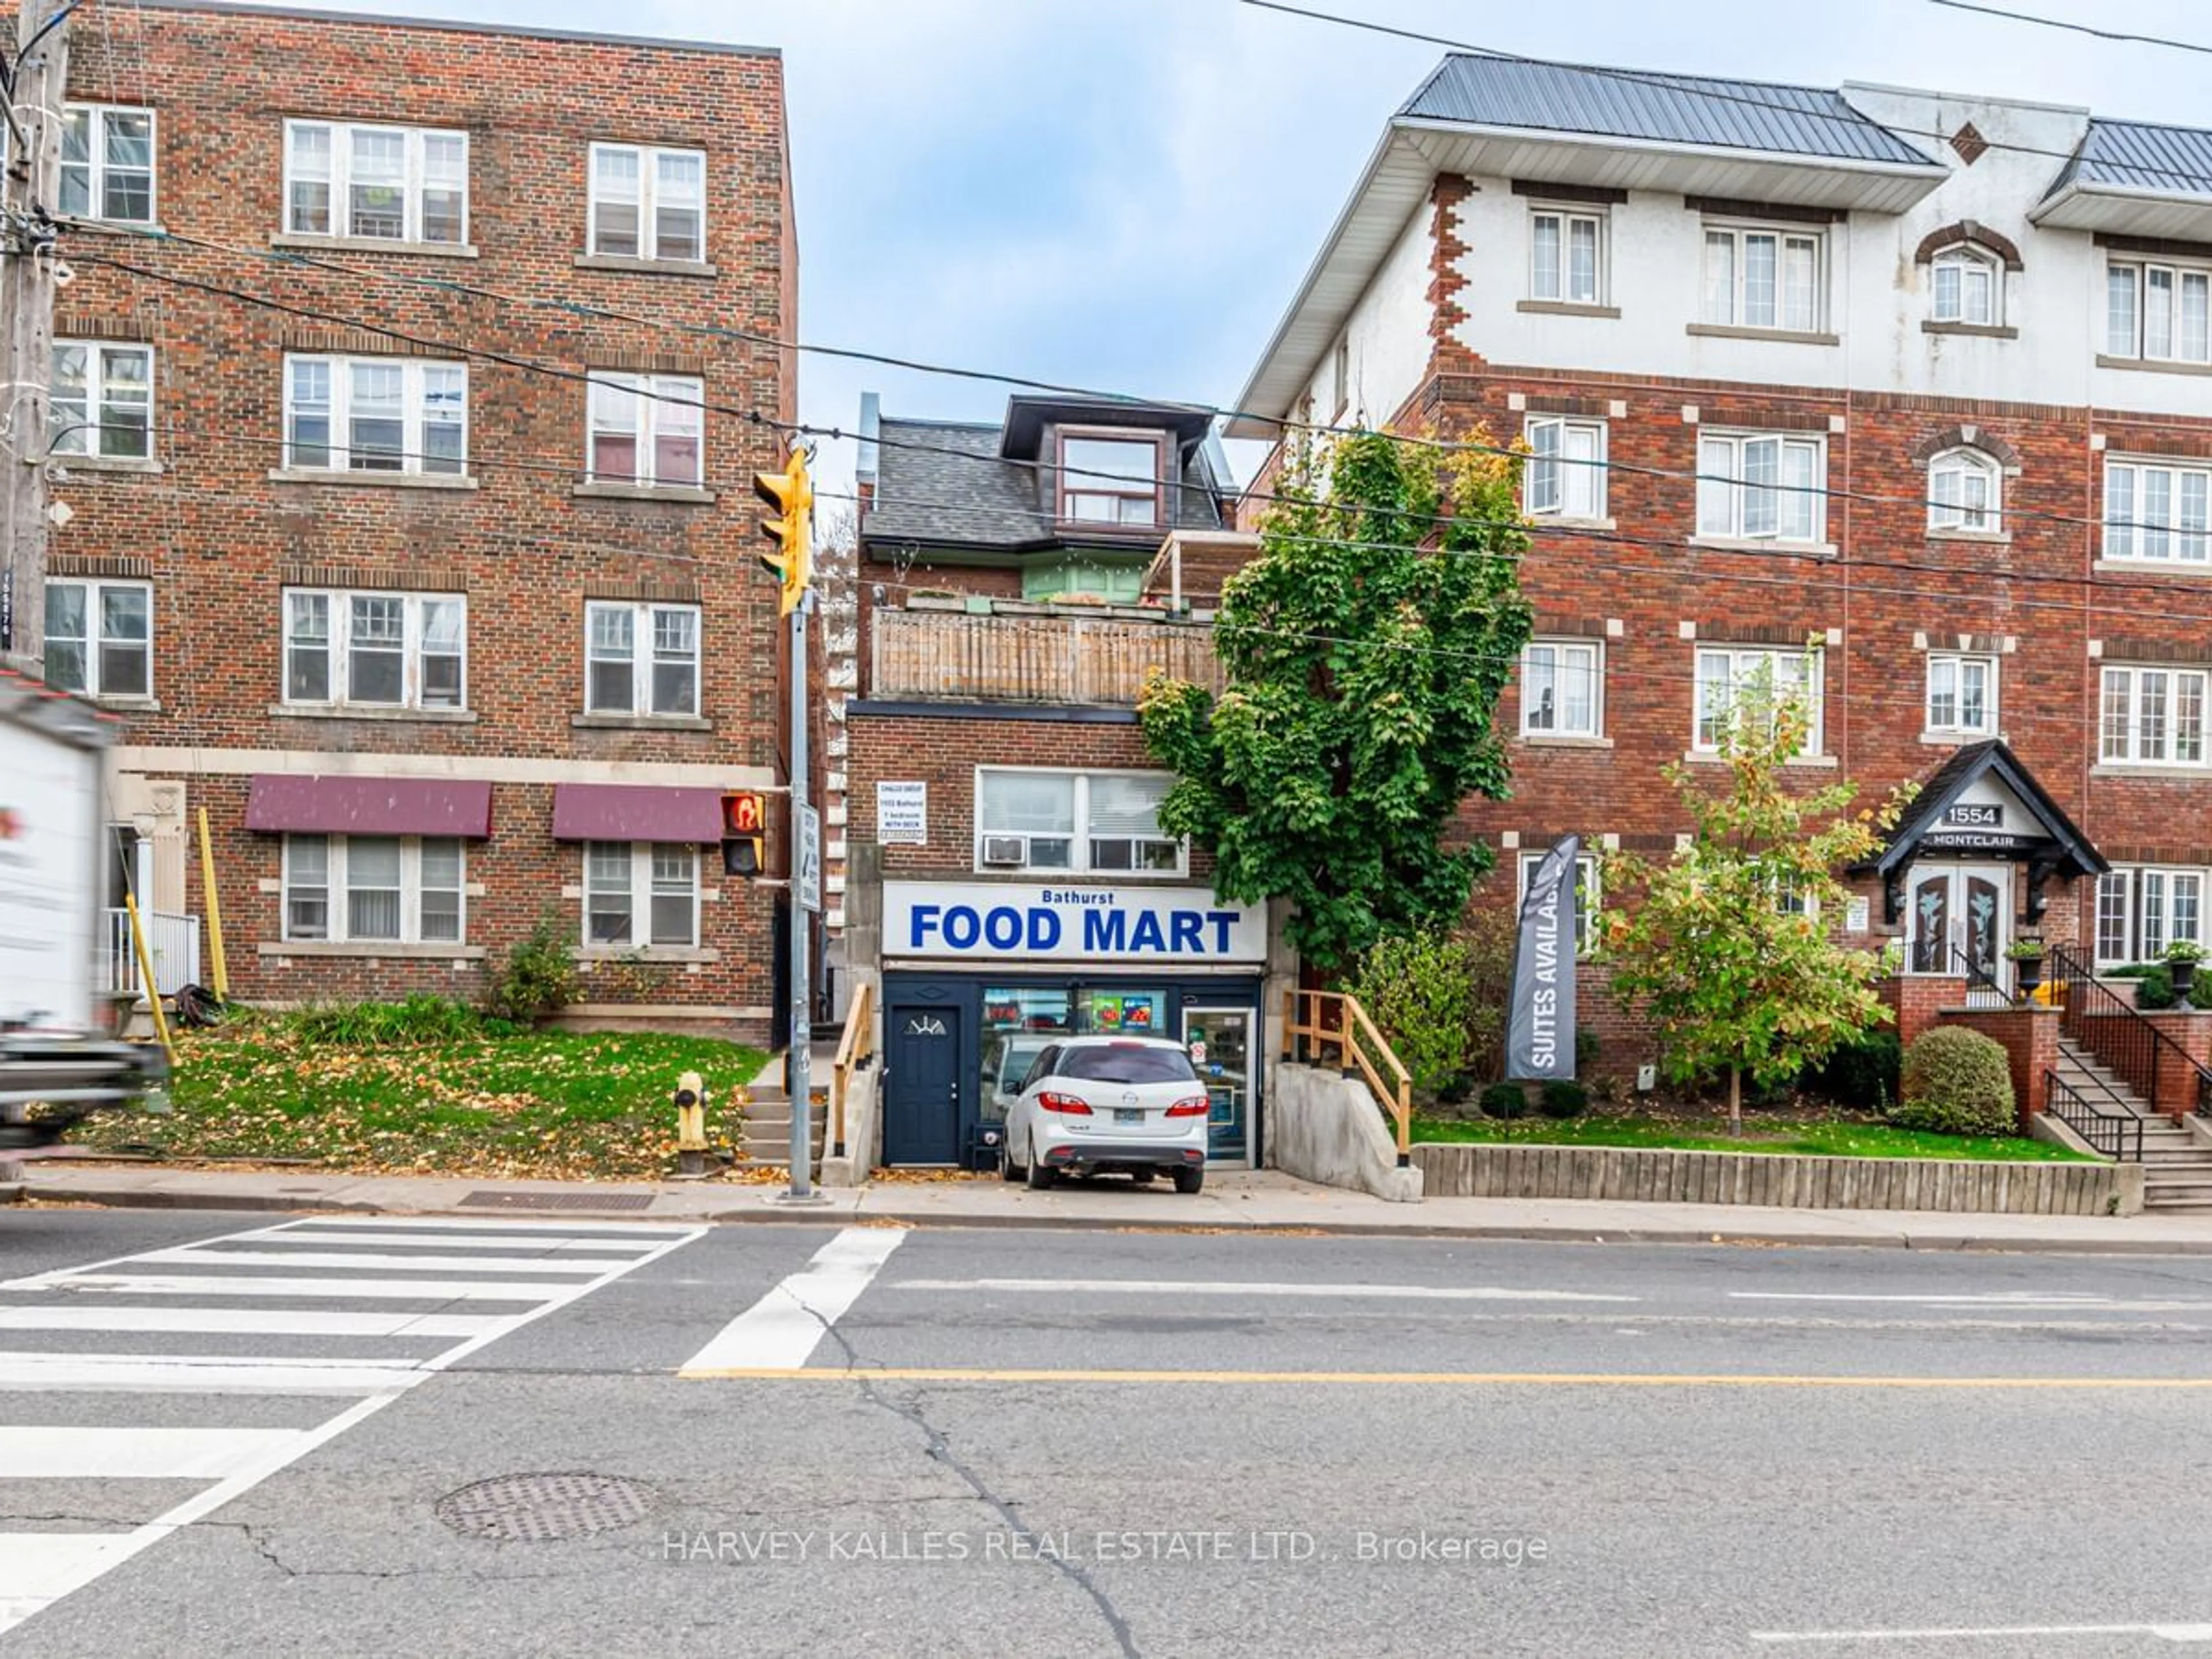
(754, 448), (813, 616)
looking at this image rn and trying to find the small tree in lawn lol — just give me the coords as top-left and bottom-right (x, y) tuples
(1139, 427), (1532, 971)
(1599, 661), (1911, 1134)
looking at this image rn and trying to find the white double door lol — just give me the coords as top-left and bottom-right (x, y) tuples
(1906, 861), (2010, 979)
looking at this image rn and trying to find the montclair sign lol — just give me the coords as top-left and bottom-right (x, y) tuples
(883, 881), (1267, 964)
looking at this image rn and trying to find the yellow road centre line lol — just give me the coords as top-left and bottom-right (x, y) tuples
(678, 1366), (2212, 1388)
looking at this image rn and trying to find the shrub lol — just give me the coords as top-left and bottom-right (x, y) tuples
(1350, 927), (1477, 1104)
(487, 911), (582, 1027)
(1891, 1027), (2016, 1137)
(1479, 1081), (1531, 1120)
(289, 994), (482, 1047)
(1574, 1024), (1601, 1073)
(1538, 1080), (1589, 1119)
(2122, 964), (2212, 1012)
(1800, 1028), (1903, 1111)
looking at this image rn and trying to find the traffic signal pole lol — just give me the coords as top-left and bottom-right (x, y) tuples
(755, 446), (827, 1206)
(783, 587), (816, 1202)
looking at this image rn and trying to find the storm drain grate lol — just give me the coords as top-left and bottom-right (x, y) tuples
(435, 1473), (657, 1542)
(457, 1190), (656, 1213)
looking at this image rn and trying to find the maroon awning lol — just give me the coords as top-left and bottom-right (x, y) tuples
(244, 775), (494, 838)
(551, 783), (724, 843)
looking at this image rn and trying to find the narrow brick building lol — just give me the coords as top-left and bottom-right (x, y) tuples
(1228, 55), (2212, 1072)
(840, 392), (1287, 1169)
(48, 2), (796, 1041)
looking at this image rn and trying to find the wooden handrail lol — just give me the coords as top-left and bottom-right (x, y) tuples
(1279, 987), (1412, 1165)
(830, 980), (876, 1160)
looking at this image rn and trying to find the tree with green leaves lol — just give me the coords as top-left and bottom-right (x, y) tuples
(1139, 429), (1532, 970)
(1598, 664), (1912, 1134)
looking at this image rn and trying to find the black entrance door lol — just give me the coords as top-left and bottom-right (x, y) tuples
(885, 1003), (963, 1165)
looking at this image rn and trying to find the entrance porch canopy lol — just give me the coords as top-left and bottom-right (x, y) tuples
(1851, 740), (2105, 925)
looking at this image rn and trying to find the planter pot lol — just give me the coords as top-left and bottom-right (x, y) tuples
(2013, 959), (2044, 999)
(2172, 960), (2198, 998)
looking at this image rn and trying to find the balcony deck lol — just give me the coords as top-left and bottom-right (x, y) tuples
(870, 601), (1223, 707)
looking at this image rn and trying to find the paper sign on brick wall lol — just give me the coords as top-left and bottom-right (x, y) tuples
(877, 781), (927, 846)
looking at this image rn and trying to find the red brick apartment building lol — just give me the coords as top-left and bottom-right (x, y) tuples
(1229, 54), (2212, 1054)
(44, 1), (796, 1040)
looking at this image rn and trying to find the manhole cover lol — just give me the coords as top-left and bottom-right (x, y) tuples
(434, 1473), (657, 1542)
(457, 1191), (656, 1213)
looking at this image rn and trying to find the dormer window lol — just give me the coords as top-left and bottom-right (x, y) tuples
(1931, 245), (1999, 326)
(1058, 432), (1164, 529)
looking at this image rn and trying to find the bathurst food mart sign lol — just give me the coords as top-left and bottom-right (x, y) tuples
(882, 882), (1267, 964)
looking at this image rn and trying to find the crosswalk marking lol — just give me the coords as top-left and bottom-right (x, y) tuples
(0, 1425), (311, 1480)
(123, 1247), (620, 1275)
(0, 1306), (501, 1338)
(21, 1274), (566, 1301)
(0, 1214), (705, 1637)
(680, 1227), (906, 1376)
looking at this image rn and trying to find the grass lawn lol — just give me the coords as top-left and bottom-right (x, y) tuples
(1411, 1113), (2091, 1162)
(69, 1020), (769, 1181)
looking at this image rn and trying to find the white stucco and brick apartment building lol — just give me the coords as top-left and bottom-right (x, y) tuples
(1229, 53), (2212, 1082)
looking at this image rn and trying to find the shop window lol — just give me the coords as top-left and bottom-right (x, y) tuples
(982, 986), (1075, 1120)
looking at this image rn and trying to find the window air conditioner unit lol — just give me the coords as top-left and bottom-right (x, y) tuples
(980, 836), (1027, 866)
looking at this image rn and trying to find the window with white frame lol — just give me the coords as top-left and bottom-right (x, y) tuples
(584, 601), (699, 717)
(1772, 873), (1816, 919)
(1931, 245), (2000, 325)
(1518, 850), (1600, 955)
(976, 768), (1181, 875)
(284, 356), (468, 475)
(588, 143), (706, 262)
(50, 343), (151, 460)
(583, 842), (698, 948)
(2097, 866), (2206, 966)
(1924, 652), (1997, 737)
(1520, 639), (1603, 738)
(283, 589), (465, 711)
(2103, 457), (2211, 563)
(1701, 223), (1823, 332)
(1929, 448), (2002, 533)
(1695, 646), (1820, 755)
(1529, 205), (1604, 305)
(285, 121), (468, 244)
(44, 579), (150, 699)
(1058, 434), (1163, 528)
(1696, 432), (1825, 543)
(2100, 664), (2210, 766)
(585, 374), (703, 488)
(1525, 416), (1606, 520)
(281, 834), (464, 944)
(2107, 258), (2211, 365)
(60, 104), (155, 224)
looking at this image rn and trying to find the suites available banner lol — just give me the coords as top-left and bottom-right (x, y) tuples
(1505, 836), (1580, 1081)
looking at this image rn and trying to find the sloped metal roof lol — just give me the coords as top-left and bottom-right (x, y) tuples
(1401, 54), (1932, 166)
(2060, 119), (2212, 199)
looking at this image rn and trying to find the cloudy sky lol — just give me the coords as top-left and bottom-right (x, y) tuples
(288, 0), (2211, 486)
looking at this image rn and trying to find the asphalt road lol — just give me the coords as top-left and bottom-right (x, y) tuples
(3, 1207), (2212, 1658)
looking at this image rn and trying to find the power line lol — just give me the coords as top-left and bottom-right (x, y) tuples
(1926, 0), (2212, 55)
(1239, 0), (2212, 194)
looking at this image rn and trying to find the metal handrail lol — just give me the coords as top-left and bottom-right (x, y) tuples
(1281, 987), (1413, 1166)
(2043, 1069), (2145, 1162)
(2045, 944), (2212, 1123)
(828, 981), (876, 1161)
(1950, 942), (2014, 1009)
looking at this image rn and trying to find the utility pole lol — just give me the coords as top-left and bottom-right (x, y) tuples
(755, 447), (827, 1205)
(0, 0), (68, 675)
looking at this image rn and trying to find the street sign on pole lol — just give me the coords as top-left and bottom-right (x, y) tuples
(798, 802), (821, 916)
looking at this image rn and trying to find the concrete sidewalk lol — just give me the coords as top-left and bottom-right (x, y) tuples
(11, 1158), (2212, 1253)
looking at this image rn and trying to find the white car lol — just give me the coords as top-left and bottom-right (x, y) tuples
(1003, 1034), (1212, 1194)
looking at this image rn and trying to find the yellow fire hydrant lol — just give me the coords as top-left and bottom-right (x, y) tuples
(674, 1070), (708, 1178)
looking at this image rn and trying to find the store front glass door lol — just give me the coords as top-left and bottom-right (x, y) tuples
(1182, 1007), (1251, 1165)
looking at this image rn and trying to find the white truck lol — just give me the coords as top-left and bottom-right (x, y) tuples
(0, 670), (166, 1152)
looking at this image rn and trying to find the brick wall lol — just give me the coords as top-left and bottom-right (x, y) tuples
(55, 4), (793, 1036)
